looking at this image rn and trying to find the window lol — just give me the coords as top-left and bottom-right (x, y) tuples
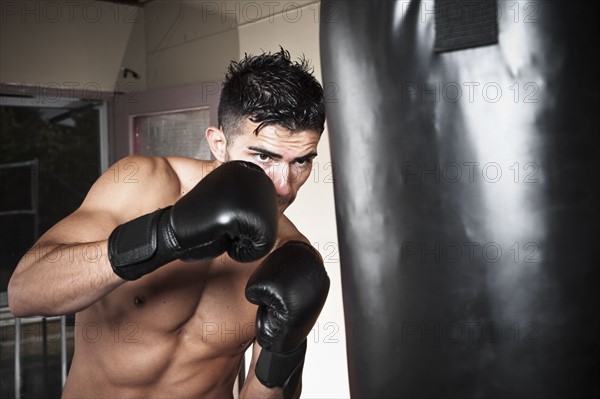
(132, 107), (212, 159)
(0, 95), (107, 398)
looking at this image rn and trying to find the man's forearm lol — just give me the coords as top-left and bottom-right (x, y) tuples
(8, 241), (125, 317)
(240, 349), (302, 399)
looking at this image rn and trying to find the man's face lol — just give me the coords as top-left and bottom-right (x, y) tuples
(225, 119), (321, 215)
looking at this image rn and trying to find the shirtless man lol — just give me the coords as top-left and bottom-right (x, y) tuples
(8, 49), (330, 398)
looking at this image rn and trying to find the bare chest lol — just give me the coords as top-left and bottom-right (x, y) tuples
(85, 256), (259, 354)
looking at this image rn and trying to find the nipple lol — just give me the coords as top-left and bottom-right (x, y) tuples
(133, 295), (146, 307)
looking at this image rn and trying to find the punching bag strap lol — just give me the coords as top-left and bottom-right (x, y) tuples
(434, 0), (498, 53)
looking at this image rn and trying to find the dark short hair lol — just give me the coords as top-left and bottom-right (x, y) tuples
(218, 48), (325, 140)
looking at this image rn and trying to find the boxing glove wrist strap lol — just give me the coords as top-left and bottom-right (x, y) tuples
(255, 339), (307, 389)
(108, 207), (179, 280)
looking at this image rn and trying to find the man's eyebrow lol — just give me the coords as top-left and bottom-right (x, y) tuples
(247, 146), (318, 162)
(247, 146), (283, 160)
(294, 152), (319, 163)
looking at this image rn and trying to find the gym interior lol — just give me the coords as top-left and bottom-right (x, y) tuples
(1, 1), (597, 398)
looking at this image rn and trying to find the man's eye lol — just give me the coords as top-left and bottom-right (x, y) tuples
(294, 158), (312, 167)
(256, 153), (270, 162)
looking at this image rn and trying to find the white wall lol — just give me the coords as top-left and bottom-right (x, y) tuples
(237, 3), (349, 398)
(0, 0), (146, 92)
(143, 0), (239, 89)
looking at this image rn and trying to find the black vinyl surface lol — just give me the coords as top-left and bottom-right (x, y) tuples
(321, 1), (599, 397)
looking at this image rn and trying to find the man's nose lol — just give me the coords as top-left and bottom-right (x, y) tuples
(269, 163), (294, 197)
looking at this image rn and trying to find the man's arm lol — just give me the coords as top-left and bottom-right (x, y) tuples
(240, 221), (312, 399)
(7, 156), (179, 317)
(8, 158), (279, 317)
(240, 340), (301, 399)
(242, 240), (330, 399)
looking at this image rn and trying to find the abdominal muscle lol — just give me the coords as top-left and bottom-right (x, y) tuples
(62, 257), (259, 398)
(62, 332), (244, 398)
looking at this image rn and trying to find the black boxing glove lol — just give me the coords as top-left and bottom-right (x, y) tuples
(245, 241), (330, 394)
(108, 161), (278, 280)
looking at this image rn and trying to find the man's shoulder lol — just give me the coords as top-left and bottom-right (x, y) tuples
(109, 155), (217, 189)
(99, 155), (180, 194)
(162, 156), (219, 191)
(80, 156), (214, 220)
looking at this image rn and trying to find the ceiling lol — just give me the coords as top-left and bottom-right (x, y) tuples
(97, 0), (151, 7)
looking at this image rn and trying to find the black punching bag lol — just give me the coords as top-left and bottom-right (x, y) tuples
(321, 1), (599, 397)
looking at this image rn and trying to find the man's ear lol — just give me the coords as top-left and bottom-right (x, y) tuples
(206, 126), (227, 162)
